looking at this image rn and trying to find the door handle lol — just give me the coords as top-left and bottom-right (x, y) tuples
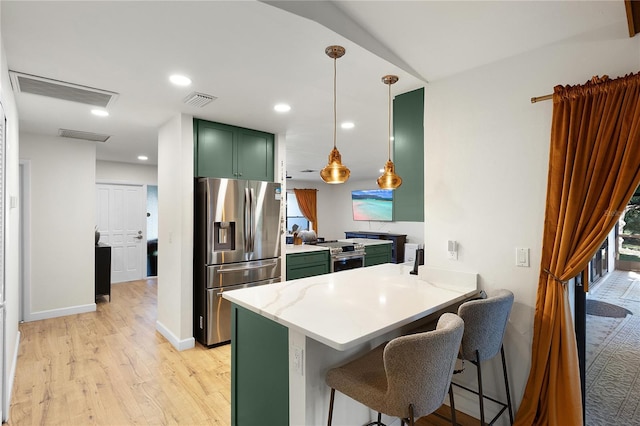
(135, 235), (143, 240)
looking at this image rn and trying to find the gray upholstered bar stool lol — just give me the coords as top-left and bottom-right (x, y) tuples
(451, 289), (514, 426)
(325, 313), (464, 426)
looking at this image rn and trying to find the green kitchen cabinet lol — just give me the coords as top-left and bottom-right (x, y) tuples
(364, 243), (392, 267)
(194, 119), (274, 181)
(393, 88), (424, 221)
(286, 251), (330, 280)
(231, 304), (289, 426)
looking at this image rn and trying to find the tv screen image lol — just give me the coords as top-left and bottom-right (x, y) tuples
(352, 189), (393, 221)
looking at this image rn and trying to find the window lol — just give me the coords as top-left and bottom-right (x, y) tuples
(286, 192), (309, 233)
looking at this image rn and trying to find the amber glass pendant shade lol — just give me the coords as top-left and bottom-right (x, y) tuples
(377, 160), (402, 189)
(320, 45), (350, 184)
(377, 75), (402, 190)
(320, 147), (351, 184)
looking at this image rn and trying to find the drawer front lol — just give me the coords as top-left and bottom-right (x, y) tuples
(365, 244), (391, 256)
(286, 251), (328, 267)
(287, 263), (329, 280)
(365, 253), (391, 267)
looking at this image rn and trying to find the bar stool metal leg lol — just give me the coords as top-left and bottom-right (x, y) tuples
(409, 403), (415, 426)
(475, 350), (485, 426)
(449, 384), (457, 426)
(500, 345), (514, 425)
(328, 388), (335, 426)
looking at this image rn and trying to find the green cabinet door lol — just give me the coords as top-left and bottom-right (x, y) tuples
(195, 120), (237, 178)
(232, 304), (289, 426)
(237, 128), (274, 181)
(393, 88), (424, 222)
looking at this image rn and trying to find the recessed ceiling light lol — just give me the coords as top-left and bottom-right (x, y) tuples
(169, 74), (192, 86)
(341, 122), (354, 129)
(274, 103), (291, 112)
(138, 155), (148, 161)
(379, 168), (385, 173)
(91, 109), (109, 117)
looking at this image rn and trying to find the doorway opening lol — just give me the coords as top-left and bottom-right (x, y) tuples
(616, 185), (640, 272)
(581, 185), (640, 424)
(146, 185), (158, 277)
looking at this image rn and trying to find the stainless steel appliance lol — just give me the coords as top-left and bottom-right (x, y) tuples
(194, 178), (282, 346)
(316, 241), (365, 272)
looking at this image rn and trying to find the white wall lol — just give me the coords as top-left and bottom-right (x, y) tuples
(19, 133), (96, 319)
(1, 31), (22, 420)
(423, 22), (640, 422)
(96, 160), (157, 185)
(156, 114), (194, 350)
(287, 178), (424, 244)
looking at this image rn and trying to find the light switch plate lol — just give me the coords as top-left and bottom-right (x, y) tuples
(516, 247), (530, 267)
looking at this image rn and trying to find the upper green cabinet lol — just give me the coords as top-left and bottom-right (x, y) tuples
(194, 119), (275, 181)
(393, 88), (424, 222)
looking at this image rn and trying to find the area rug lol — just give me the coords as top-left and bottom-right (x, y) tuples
(586, 299), (632, 318)
(586, 270), (640, 426)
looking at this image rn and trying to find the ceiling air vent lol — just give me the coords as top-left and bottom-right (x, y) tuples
(58, 128), (111, 143)
(9, 71), (118, 107)
(183, 92), (217, 108)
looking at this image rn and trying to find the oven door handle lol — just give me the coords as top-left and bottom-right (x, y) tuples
(332, 254), (365, 261)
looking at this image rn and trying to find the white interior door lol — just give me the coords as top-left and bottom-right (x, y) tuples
(96, 184), (146, 283)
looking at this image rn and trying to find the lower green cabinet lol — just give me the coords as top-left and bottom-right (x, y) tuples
(286, 251), (330, 280)
(231, 304), (289, 425)
(364, 244), (392, 267)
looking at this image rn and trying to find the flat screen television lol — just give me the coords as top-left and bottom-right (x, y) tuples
(351, 189), (393, 221)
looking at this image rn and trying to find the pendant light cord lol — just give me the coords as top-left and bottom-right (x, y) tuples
(333, 57), (337, 150)
(387, 80), (392, 161)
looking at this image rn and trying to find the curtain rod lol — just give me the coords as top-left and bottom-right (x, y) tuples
(531, 94), (553, 104)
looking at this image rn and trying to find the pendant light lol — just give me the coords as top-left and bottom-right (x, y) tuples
(320, 45), (350, 184)
(377, 75), (402, 189)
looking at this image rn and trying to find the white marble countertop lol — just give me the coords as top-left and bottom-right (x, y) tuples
(285, 244), (329, 255)
(223, 263), (477, 351)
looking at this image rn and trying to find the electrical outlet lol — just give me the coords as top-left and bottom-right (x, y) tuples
(447, 240), (458, 260)
(292, 346), (304, 376)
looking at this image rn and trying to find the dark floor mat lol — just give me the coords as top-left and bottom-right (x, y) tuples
(586, 299), (633, 318)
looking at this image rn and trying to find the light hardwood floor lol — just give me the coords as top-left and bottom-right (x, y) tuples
(8, 278), (478, 425)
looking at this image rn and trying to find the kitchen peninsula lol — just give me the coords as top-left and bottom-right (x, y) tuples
(223, 263), (478, 425)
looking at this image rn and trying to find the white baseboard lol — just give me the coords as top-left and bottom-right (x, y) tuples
(26, 303), (96, 322)
(4, 330), (20, 423)
(156, 320), (195, 351)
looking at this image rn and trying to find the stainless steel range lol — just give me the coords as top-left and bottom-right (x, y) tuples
(316, 241), (365, 272)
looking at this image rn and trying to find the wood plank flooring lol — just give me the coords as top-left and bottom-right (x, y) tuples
(8, 278), (478, 425)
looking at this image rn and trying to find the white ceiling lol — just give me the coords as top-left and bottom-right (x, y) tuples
(1, 1), (628, 182)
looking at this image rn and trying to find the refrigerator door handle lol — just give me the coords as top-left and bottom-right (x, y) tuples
(249, 188), (255, 252)
(244, 188), (251, 253)
(216, 260), (279, 274)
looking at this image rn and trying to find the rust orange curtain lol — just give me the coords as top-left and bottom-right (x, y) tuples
(293, 188), (318, 234)
(515, 73), (640, 425)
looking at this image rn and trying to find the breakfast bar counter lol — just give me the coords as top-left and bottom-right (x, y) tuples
(224, 263), (478, 425)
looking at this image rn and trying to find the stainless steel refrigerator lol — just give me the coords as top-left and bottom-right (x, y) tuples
(194, 178), (282, 346)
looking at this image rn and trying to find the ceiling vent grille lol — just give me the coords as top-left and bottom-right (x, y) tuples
(183, 91), (217, 108)
(9, 71), (118, 107)
(58, 128), (111, 143)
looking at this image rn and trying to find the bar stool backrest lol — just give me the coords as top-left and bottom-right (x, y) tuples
(458, 289), (514, 362)
(383, 312), (464, 419)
